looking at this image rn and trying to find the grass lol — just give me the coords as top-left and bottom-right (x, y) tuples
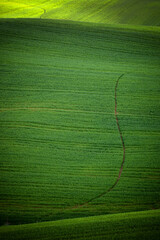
(0, 1), (160, 239)
(0, 19), (160, 227)
(0, 0), (160, 25)
(0, 210), (160, 240)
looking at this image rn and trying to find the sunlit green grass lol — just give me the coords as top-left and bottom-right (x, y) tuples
(0, 0), (160, 25)
(0, 210), (160, 240)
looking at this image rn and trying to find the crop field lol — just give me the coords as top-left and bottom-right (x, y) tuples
(0, 1), (160, 239)
(1, 0), (160, 25)
(0, 210), (160, 240)
(0, 19), (160, 227)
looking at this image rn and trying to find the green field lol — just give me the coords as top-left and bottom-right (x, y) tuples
(0, 18), (160, 225)
(1, 0), (160, 25)
(0, 0), (160, 239)
(0, 210), (160, 240)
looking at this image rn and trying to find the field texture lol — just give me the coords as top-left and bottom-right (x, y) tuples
(0, 210), (160, 240)
(0, 19), (160, 226)
(1, 0), (160, 26)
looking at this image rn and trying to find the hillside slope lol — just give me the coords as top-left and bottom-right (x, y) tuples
(0, 19), (160, 225)
(0, 210), (160, 240)
(0, 0), (160, 26)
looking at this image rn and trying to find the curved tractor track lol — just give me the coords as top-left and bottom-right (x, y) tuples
(72, 74), (125, 208)
(40, 8), (46, 19)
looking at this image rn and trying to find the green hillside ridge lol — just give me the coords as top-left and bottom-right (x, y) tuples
(1, 0), (160, 26)
(0, 210), (160, 240)
(0, 19), (160, 225)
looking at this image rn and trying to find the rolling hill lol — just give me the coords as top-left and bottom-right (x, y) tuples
(0, 0), (160, 26)
(0, 1), (160, 239)
(0, 19), (160, 226)
(0, 210), (160, 240)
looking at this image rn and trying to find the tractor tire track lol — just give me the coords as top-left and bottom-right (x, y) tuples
(40, 8), (46, 19)
(71, 74), (125, 208)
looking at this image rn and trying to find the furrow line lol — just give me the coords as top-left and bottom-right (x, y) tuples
(71, 74), (125, 208)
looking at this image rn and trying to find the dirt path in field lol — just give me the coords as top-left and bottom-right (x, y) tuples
(72, 74), (125, 208)
(40, 8), (46, 19)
